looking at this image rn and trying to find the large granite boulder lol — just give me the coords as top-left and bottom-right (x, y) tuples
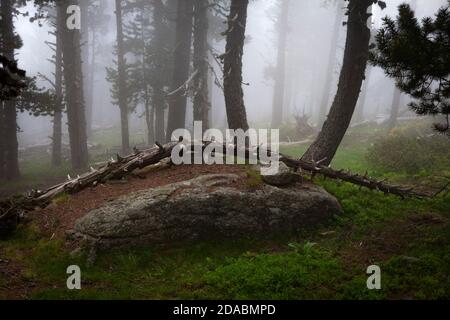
(70, 174), (342, 249)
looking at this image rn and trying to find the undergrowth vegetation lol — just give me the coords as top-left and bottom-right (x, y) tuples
(0, 122), (449, 299)
(367, 134), (450, 174)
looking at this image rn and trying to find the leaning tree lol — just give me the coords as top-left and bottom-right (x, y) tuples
(302, 0), (386, 166)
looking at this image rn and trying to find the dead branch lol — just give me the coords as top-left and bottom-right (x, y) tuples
(278, 155), (430, 199)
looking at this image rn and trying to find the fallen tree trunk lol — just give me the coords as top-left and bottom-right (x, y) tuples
(279, 156), (428, 199)
(0, 141), (439, 238)
(29, 142), (179, 206)
(0, 142), (177, 237)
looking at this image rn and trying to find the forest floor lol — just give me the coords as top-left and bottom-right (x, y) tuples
(0, 125), (449, 299)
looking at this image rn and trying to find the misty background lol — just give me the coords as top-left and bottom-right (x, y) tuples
(15, 0), (446, 148)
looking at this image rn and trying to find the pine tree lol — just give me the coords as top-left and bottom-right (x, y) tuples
(302, 0), (386, 165)
(57, 0), (89, 169)
(271, 0), (290, 129)
(34, 3), (65, 167)
(370, 2), (450, 134)
(193, 0), (211, 130)
(166, 0), (195, 142)
(0, 55), (26, 180)
(80, 0), (110, 137)
(0, 0), (23, 179)
(114, 0), (130, 154)
(123, 0), (155, 145)
(223, 0), (250, 132)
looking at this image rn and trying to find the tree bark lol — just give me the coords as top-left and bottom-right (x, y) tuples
(193, 0), (210, 130)
(114, 0), (130, 154)
(52, 14), (64, 167)
(138, 1), (154, 146)
(353, 65), (373, 123)
(80, 0), (93, 138)
(1, 0), (20, 180)
(271, 0), (290, 129)
(302, 0), (373, 165)
(0, 102), (4, 179)
(166, 0), (195, 142)
(151, 0), (167, 144)
(58, 0), (89, 170)
(317, 0), (345, 127)
(3, 99), (19, 179)
(223, 0), (250, 131)
(145, 101), (155, 146)
(86, 29), (96, 138)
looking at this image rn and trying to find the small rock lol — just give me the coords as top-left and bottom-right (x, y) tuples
(261, 162), (297, 187)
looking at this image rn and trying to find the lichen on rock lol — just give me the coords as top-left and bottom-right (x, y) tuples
(69, 174), (342, 250)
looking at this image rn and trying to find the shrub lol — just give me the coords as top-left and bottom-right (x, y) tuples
(366, 134), (450, 174)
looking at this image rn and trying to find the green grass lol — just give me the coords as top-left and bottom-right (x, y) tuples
(90, 126), (147, 149)
(203, 249), (346, 300)
(280, 142), (368, 173)
(0, 159), (72, 197)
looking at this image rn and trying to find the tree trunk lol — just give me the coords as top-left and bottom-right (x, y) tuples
(3, 100), (19, 179)
(387, 87), (402, 132)
(0, 102), (4, 179)
(86, 29), (96, 137)
(353, 65), (373, 124)
(353, 5), (374, 125)
(317, 0), (345, 127)
(84, 27), (96, 139)
(52, 15), (64, 167)
(114, 0), (130, 154)
(80, 1), (93, 138)
(193, 0), (210, 130)
(271, 0), (290, 129)
(58, 0), (89, 170)
(166, 0), (194, 142)
(145, 101), (155, 146)
(302, 0), (373, 165)
(1, 0), (20, 180)
(137, 0), (154, 146)
(151, 0), (167, 144)
(223, 0), (250, 131)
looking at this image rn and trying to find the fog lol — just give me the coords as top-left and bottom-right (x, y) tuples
(14, 0), (446, 148)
